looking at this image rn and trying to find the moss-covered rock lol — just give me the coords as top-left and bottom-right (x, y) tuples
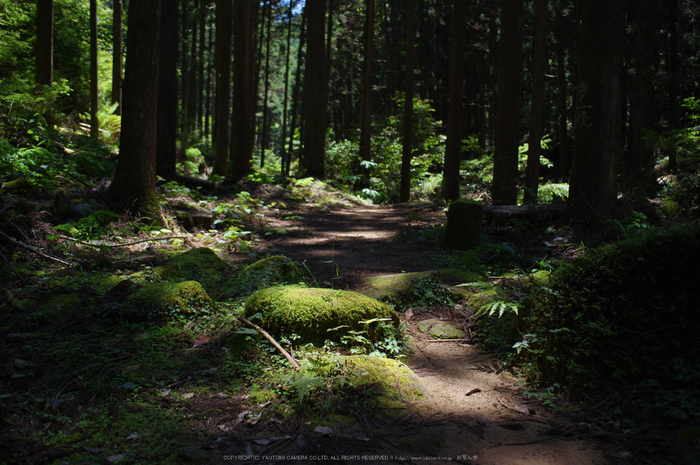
(129, 247), (224, 295)
(362, 269), (483, 311)
(417, 319), (464, 339)
(123, 280), (212, 321)
(439, 199), (483, 250)
(341, 355), (426, 402)
(244, 285), (400, 343)
(223, 255), (302, 299)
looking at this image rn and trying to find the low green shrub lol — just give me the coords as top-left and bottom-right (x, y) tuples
(519, 224), (700, 390)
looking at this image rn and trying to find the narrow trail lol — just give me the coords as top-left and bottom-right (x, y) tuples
(217, 202), (613, 464)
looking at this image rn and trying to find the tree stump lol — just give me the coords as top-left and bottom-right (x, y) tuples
(440, 199), (483, 250)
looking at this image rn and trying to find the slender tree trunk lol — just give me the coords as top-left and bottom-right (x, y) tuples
(156, 0), (179, 181)
(90, 0), (99, 139)
(112, 0), (122, 114)
(197, 0), (206, 132)
(492, 0), (523, 205)
(568, 0), (625, 232)
(287, 9), (306, 176)
(109, 0), (162, 218)
(667, 0), (678, 173)
(359, 0), (375, 188)
(35, 0), (53, 87)
(400, 0), (416, 203)
(443, 0), (466, 201)
(231, 0), (255, 176)
(213, 0), (232, 177)
(301, 1), (329, 178)
(524, 0), (547, 203)
(260, 0), (273, 168)
(205, 11), (214, 140)
(186, 0), (199, 131)
(181, 1), (190, 132)
(555, 2), (568, 181)
(280, 1), (294, 176)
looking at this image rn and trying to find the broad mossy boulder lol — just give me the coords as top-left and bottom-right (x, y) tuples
(129, 247), (224, 294)
(244, 285), (400, 343)
(223, 255), (302, 299)
(522, 225), (700, 389)
(417, 319), (464, 339)
(362, 269), (484, 311)
(122, 280), (212, 322)
(342, 355), (426, 402)
(440, 199), (483, 250)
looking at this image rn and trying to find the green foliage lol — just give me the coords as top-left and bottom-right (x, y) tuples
(519, 225), (700, 392)
(325, 95), (445, 203)
(52, 209), (119, 240)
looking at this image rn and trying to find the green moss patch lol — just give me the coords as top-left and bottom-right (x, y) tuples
(342, 355), (426, 402)
(123, 280), (213, 322)
(416, 319), (464, 339)
(244, 285), (400, 343)
(223, 255), (302, 299)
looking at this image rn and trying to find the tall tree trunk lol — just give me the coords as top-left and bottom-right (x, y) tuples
(156, 0), (179, 181)
(400, 0), (416, 203)
(443, 0), (466, 201)
(186, 0), (199, 131)
(629, 0), (654, 191)
(35, 0), (53, 86)
(197, 0), (207, 132)
(568, 0), (625, 232)
(231, 0), (255, 176)
(205, 11), (214, 140)
(667, 0), (678, 173)
(109, 0), (162, 218)
(359, 0), (375, 188)
(181, 1), (190, 132)
(260, 0), (273, 168)
(524, 0), (547, 203)
(213, 0), (232, 177)
(287, 8), (306, 176)
(492, 0), (523, 205)
(301, 1), (329, 178)
(112, 0), (123, 115)
(90, 0), (99, 139)
(555, 1), (568, 181)
(280, 1), (294, 176)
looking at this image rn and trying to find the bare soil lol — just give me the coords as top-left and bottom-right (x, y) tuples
(212, 200), (614, 465)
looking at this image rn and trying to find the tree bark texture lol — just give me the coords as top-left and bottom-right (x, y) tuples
(443, 0), (466, 201)
(231, 0), (256, 176)
(90, 0), (99, 139)
(156, 0), (180, 181)
(109, 0), (161, 215)
(524, 0), (547, 203)
(359, 0), (375, 187)
(112, 0), (123, 115)
(213, 0), (232, 177)
(35, 0), (53, 86)
(492, 0), (523, 205)
(568, 0), (625, 232)
(400, 0), (416, 203)
(302, 1), (329, 178)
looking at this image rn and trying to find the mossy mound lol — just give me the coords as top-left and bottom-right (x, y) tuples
(362, 269), (483, 311)
(341, 355), (426, 402)
(244, 285), (400, 343)
(129, 247), (224, 294)
(417, 319), (464, 339)
(439, 199), (483, 250)
(522, 225), (700, 389)
(121, 280), (212, 322)
(223, 255), (302, 299)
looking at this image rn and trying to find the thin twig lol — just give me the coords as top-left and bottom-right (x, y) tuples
(55, 234), (189, 248)
(0, 250), (24, 281)
(0, 230), (74, 266)
(238, 317), (300, 371)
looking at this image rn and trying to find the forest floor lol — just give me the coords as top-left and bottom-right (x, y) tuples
(206, 188), (614, 464)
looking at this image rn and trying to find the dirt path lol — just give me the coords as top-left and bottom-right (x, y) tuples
(213, 202), (612, 464)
